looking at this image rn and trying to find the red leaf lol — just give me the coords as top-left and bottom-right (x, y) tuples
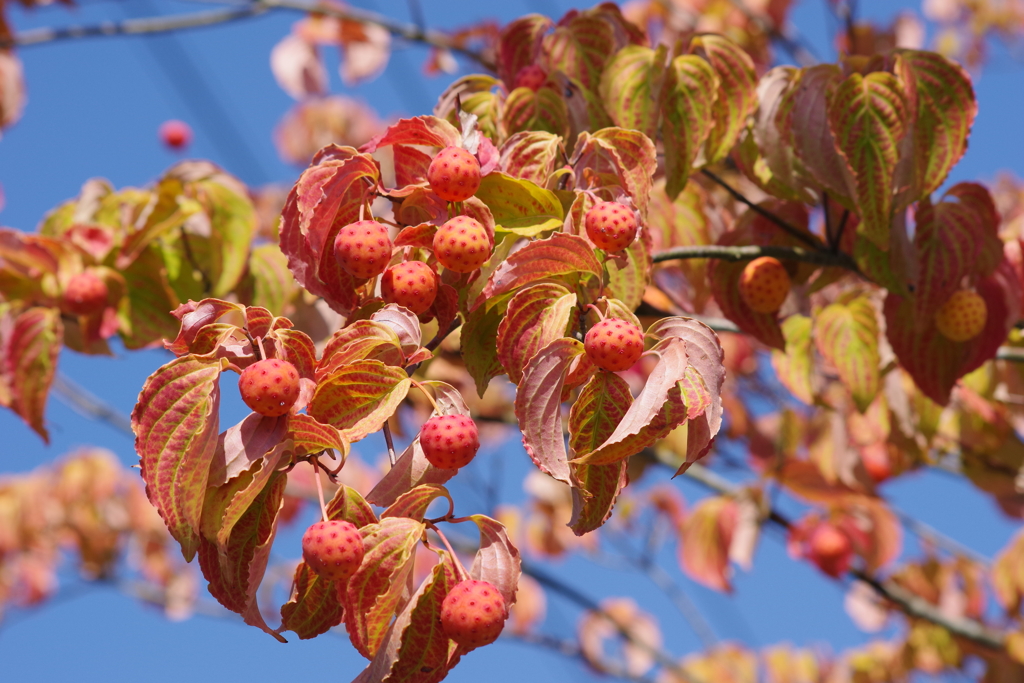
(382, 484), (453, 522)
(1, 307), (62, 442)
(287, 413), (348, 458)
(308, 359), (411, 441)
(497, 282), (577, 384)
(499, 131), (563, 186)
(678, 495), (738, 592)
(165, 298), (247, 357)
(361, 115), (461, 153)
(497, 15), (552, 87)
(468, 514), (522, 608)
(319, 320), (405, 377)
(208, 412), (288, 487)
(483, 232), (602, 301)
(133, 355), (224, 560)
(573, 128), (658, 216)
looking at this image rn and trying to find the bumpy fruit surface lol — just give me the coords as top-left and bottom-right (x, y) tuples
(433, 216), (492, 273)
(808, 522), (853, 578)
(428, 146), (481, 202)
(420, 414), (480, 470)
(584, 201), (638, 253)
(159, 120), (192, 150)
(238, 359), (301, 417)
(738, 256), (790, 314)
(513, 65), (547, 91)
(63, 271), (109, 316)
(440, 580), (507, 649)
(935, 289), (987, 342)
(584, 318), (644, 372)
(381, 261), (438, 314)
(301, 520), (364, 582)
(333, 220), (393, 279)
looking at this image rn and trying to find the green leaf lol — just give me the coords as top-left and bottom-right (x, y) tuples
(118, 245), (181, 350)
(197, 470), (287, 642)
(344, 517), (425, 659)
(475, 172), (565, 237)
(503, 86), (571, 139)
(599, 45), (669, 140)
(678, 495), (737, 592)
(319, 320), (405, 376)
(462, 293), (513, 397)
(514, 337), (587, 486)
(2, 307), (62, 442)
(483, 232), (602, 300)
(771, 315), (815, 405)
(662, 54), (718, 199)
(497, 282), (577, 384)
(195, 178), (257, 297)
(309, 359), (411, 442)
(814, 292), (880, 413)
(248, 244), (297, 315)
(827, 71), (908, 250)
(381, 484), (453, 522)
(498, 131), (563, 187)
(132, 355), (224, 561)
(568, 372), (633, 535)
(690, 34), (757, 164)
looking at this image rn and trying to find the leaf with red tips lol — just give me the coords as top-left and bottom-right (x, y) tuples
(278, 145), (380, 314)
(599, 45), (668, 140)
(568, 371), (633, 535)
(572, 338), (691, 467)
(499, 131), (563, 186)
(360, 115), (461, 153)
(814, 292), (880, 413)
(662, 54), (717, 200)
(689, 34), (757, 165)
(893, 49), (976, 207)
(678, 495), (738, 592)
(165, 298), (246, 357)
(267, 328), (316, 381)
(198, 469), (287, 642)
(1, 307), (62, 443)
(497, 282), (577, 384)
(344, 516), (426, 659)
(319, 320), (405, 377)
(827, 71), (908, 250)
(484, 232), (602, 301)
(287, 413), (348, 458)
(393, 223), (437, 249)
(771, 315), (815, 405)
(208, 412), (289, 487)
(515, 337), (587, 486)
(382, 484), (453, 522)
(371, 305), (422, 356)
(475, 172), (565, 237)
(309, 359), (411, 441)
(544, 13), (616, 90)
(497, 15), (553, 86)
(503, 86), (571, 139)
(468, 514), (522, 608)
(573, 128), (658, 215)
(133, 355), (223, 560)
(325, 482), (379, 529)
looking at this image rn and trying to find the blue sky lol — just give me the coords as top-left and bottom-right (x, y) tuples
(2, 1), (1023, 681)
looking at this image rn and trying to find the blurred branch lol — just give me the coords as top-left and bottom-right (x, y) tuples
(504, 631), (657, 683)
(52, 373), (134, 437)
(652, 244), (856, 269)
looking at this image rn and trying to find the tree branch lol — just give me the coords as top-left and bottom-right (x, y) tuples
(652, 244), (857, 270)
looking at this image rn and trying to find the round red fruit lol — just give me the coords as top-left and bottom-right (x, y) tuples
(333, 220), (393, 280)
(440, 579), (507, 649)
(808, 521), (853, 578)
(585, 201), (638, 253)
(584, 318), (644, 373)
(513, 65), (547, 91)
(420, 414), (480, 470)
(428, 146), (482, 203)
(159, 120), (192, 150)
(738, 256), (791, 314)
(238, 358), (301, 417)
(433, 216), (492, 273)
(935, 289), (987, 342)
(301, 520), (364, 582)
(381, 261), (438, 314)
(63, 271), (109, 316)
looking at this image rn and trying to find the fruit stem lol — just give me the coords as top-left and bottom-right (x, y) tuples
(429, 523), (471, 583)
(382, 419), (398, 467)
(256, 336), (268, 361)
(311, 458), (330, 522)
(410, 378), (442, 414)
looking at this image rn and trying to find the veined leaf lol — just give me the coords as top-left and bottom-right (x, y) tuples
(475, 172), (565, 237)
(287, 413), (348, 458)
(515, 337), (587, 485)
(381, 484), (453, 522)
(133, 355), (224, 560)
(367, 439), (458, 509)
(468, 514), (522, 608)
(319, 320), (405, 377)
(165, 298), (246, 357)
(662, 54), (717, 200)
(248, 244), (296, 316)
(308, 359), (411, 442)
(484, 232), (602, 300)
(371, 305), (423, 356)
(690, 34), (757, 165)
(344, 516), (425, 659)
(599, 45), (669, 140)
(503, 86), (570, 139)
(499, 131), (563, 187)
(814, 293), (880, 413)
(497, 14), (553, 87)
(118, 245), (181, 350)
(462, 292), (513, 397)
(208, 412), (288, 487)
(827, 71), (908, 250)
(603, 228), (652, 312)
(568, 372), (633, 535)
(573, 128), (658, 215)
(361, 115), (461, 152)
(195, 178), (257, 297)
(544, 13), (615, 92)
(2, 307), (62, 443)
(771, 315), (815, 405)
(497, 282), (577, 384)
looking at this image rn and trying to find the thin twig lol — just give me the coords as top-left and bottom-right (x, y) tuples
(382, 420), (398, 467)
(52, 373), (135, 437)
(652, 244), (856, 269)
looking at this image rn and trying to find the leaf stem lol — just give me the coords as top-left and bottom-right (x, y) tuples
(410, 379), (441, 414)
(382, 420), (398, 467)
(311, 458), (329, 522)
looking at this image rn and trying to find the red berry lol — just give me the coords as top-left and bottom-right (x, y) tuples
(738, 256), (790, 314)
(420, 414), (480, 470)
(584, 318), (644, 373)
(440, 579), (507, 649)
(381, 261), (438, 314)
(159, 120), (192, 150)
(428, 146), (481, 203)
(238, 359), (301, 417)
(512, 65), (547, 91)
(301, 520), (364, 582)
(333, 220), (393, 280)
(935, 289), (987, 342)
(861, 444), (892, 484)
(433, 216), (492, 273)
(585, 201), (638, 253)
(808, 521), (853, 578)
(63, 271), (109, 316)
